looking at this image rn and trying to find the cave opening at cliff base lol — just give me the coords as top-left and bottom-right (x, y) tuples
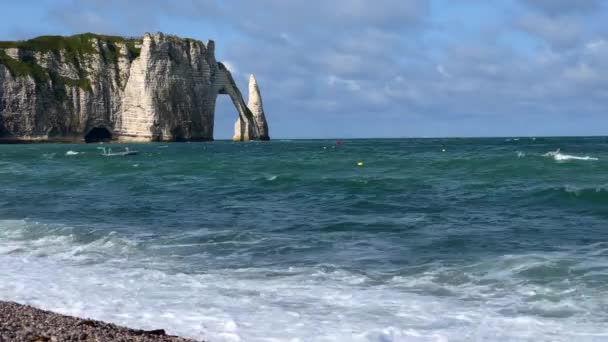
(84, 127), (112, 143)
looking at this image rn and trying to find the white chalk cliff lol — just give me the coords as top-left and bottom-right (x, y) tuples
(0, 32), (269, 142)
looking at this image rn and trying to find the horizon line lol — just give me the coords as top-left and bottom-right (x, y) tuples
(212, 134), (608, 141)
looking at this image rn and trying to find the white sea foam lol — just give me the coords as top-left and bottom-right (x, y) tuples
(560, 184), (608, 196)
(543, 149), (598, 161)
(2, 220), (608, 341)
(65, 150), (80, 156)
(554, 154), (598, 161)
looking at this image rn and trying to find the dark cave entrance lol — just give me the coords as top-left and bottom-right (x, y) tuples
(171, 127), (186, 142)
(84, 127), (112, 143)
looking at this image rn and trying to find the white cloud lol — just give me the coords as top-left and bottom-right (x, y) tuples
(436, 64), (451, 78)
(563, 63), (597, 82)
(520, 0), (603, 16)
(516, 14), (582, 49)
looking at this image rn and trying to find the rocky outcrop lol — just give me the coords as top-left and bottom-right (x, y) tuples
(0, 32), (269, 142)
(233, 74), (269, 141)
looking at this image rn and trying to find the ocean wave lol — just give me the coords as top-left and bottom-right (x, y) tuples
(2, 237), (608, 341)
(252, 174), (299, 184)
(0, 220), (139, 263)
(0, 161), (27, 175)
(543, 149), (598, 161)
(532, 185), (608, 205)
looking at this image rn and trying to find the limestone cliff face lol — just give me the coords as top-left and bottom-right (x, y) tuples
(0, 32), (269, 142)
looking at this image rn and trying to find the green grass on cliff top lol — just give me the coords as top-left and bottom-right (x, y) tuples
(0, 49), (92, 94)
(0, 33), (208, 94)
(0, 33), (141, 92)
(0, 49), (49, 83)
(0, 33), (141, 60)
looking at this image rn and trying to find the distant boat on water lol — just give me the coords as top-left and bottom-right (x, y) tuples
(98, 147), (139, 156)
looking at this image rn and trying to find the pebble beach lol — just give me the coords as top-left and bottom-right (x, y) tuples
(0, 301), (199, 342)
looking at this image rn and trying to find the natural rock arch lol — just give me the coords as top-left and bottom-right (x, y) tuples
(215, 64), (268, 141)
(229, 74), (269, 141)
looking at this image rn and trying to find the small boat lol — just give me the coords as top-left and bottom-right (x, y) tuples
(98, 147), (139, 156)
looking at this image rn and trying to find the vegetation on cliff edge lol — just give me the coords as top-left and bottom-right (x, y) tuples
(0, 33), (210, 99)
(0, 33), (141, 96)
(0, 33), (142, 62)
(0, 50), (49, 83)
(0, 49), (92, 90)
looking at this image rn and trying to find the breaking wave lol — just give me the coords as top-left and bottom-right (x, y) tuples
(543, 149), (598, 161)
(527, 185), (608, 208)
(2, 219), (608, 342)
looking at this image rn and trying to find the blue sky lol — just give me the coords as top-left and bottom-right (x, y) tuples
(1, 0), (607, 138)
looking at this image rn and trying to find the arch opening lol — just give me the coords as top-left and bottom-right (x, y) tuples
(85, 127), (112, 143)
(214, 95), (237, 140)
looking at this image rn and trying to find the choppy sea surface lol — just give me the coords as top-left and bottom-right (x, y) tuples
(1, 138), (608, 342)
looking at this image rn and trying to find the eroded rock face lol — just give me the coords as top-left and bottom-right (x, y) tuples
(0, 32), (267, 142)
(233, 74), (270, 141)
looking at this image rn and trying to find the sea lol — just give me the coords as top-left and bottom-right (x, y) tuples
(1, 137), (607, 342)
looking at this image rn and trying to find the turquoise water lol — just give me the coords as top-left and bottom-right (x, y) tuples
(1, 138), (608, 341)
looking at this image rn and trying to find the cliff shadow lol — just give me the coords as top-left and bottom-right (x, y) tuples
(171, 127), (186, 142)
(85, 127), (112, 143)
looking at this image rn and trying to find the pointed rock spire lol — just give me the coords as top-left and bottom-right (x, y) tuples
(233, 74), (270, 141)
(247, 74), (269, 140)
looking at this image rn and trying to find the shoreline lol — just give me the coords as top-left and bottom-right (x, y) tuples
(0, 301), (202, 342)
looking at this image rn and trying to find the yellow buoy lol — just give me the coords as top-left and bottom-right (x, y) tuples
(357, 161), (364, 167)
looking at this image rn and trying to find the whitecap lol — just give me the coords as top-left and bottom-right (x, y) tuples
(543, 149), (598, 161)
(555, 154), (598, 161)
(65, 150), (80, 156)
